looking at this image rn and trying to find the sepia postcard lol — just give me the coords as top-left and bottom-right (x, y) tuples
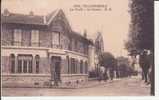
(1, 0), (158, 99)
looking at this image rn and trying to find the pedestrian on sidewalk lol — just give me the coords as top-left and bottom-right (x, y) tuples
(139, 50), (150, 83)
(98, 66), (105, 82)
(103, 69), (108, 82)
(109, 66), (114, 80)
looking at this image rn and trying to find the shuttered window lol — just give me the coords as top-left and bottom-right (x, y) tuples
(31, 30), (39, 46)
(52, 32), (60, 45)
(14, 29), (22, 46)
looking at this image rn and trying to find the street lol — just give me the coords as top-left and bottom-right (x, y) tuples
(2, 76), (150, 96)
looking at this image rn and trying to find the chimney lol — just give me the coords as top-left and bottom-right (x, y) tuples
(3, 8), (10, 16)
(29, 11), (34, 16)
(43, 16), (46, 24)
(83, 29), (87, 38)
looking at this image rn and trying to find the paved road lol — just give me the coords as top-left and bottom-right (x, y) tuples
(2, 76), (150, 96)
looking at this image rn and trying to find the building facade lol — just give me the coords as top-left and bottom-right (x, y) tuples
(1, 9), (93, 87)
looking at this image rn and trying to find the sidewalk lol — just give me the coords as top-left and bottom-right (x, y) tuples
(51, 77), (123, 89)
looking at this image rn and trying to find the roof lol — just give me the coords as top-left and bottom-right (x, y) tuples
(71, 31), (93, 45)
(1, 9), (60, 25)
(1, 9), (93, 44)
(1, 13), (45, 25)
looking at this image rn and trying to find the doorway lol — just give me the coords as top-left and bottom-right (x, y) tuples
(51, 56), (61, 86)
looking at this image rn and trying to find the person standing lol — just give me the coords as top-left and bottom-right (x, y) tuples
(139, 50), (150, 83)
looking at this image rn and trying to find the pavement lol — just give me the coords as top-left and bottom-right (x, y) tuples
(2, 76), (151, 96)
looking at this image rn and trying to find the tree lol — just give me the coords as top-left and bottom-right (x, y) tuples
(125, 0), (154, 95)
(125, 0), (154, 54)
(98, 52), (117, 80)
(98, 52), (116, 68)
(116, 56), (133, 77)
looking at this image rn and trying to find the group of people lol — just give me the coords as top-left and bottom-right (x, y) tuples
(95, 50), (154, 95)
(139, 50), (153, 83)
(139, 50), (154, 95)
(97, 65), (134, 82)
(97, 66), (114, 82)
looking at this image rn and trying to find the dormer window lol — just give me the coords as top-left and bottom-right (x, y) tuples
(29, 11), (34, 16)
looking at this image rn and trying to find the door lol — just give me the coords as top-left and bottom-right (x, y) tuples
(51, 56), (61, 83)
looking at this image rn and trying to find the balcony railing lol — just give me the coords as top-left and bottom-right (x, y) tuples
(1, 40), (63, 49)
(1, 40), (88, 55)
(51, 43), (62, 49)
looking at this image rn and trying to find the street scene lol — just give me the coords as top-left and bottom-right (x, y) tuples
(2, 76), (150, 96)
(1, 0), (154, 97)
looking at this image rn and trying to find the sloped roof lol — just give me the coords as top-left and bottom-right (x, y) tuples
(71, 31), (93, 45)
(1, 9), (60, 25)
(1, 13), (45, 25)
(1, 9), (93, 44)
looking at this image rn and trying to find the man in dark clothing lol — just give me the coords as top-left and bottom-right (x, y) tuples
(139, 51), (150, 83)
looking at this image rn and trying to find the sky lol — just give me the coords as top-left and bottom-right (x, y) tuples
(1, 0), (131, 57)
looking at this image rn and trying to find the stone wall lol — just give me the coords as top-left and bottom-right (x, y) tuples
(2, 74), (51, 88)
(1, 56), (10, 74)
(2, 74), (88, 88)
(61, 74), (88, 84)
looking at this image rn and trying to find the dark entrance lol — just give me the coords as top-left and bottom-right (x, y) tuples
(51, 56), (61, 86)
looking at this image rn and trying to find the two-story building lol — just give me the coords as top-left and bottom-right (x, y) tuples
(1, 9), (94, 87)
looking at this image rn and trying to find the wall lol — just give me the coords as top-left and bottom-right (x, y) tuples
(1, 25), (13, 45)
(2, 74), (51, 88)
(1, 47), (50, 74)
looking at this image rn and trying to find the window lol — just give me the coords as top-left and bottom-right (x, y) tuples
(14, 29), (22, 46)
(75, 59), (78, 73)
(67, 56), (70, 74)
(71, 58), (76, 74)
(23, 60), (27, 73)
(80, 60), (83, 74)
(28, 60), (33, 73)
(75, 40), (78, 52)
(85, 61), (88, 74)
(17, 55), (33, 73)
(84, 45), (88, 54)
(69, 38), (72, 50)
(17, 60), (22, 73)
(31, 30), (39, 46)
(35, 55), (40, 73)
(52, 32), (60, 47)
(10, 54), (15, 73)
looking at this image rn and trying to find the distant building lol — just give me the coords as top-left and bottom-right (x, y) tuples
(1, 9), (94, 87)
(94, 32), (104, 55)
(89, 32), (104, 71)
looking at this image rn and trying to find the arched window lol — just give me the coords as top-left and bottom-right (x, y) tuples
(10, 54), (15, 73)
(17, 54), (33, 73)
(35, 55), (40, 73)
